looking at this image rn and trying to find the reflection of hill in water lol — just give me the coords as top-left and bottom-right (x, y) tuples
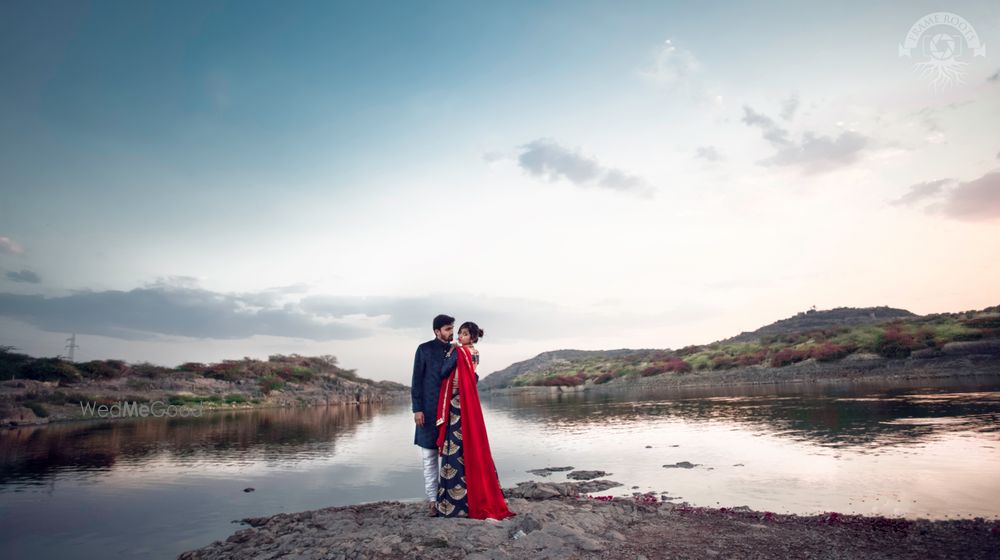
(0, 404), (384, 486)
(489, 377), (1000, 449)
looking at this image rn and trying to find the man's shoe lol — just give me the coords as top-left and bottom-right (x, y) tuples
(428, 501), (439, 517)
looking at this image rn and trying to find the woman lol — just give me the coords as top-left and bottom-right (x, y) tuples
(433, 321), (515, 520)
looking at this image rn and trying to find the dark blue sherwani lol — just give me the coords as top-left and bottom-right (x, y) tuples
(412, 339), (479, 449)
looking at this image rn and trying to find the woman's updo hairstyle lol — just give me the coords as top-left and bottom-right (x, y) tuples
(459, 321), (484, 343)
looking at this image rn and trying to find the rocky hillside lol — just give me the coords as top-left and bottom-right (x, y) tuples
(479, 304), (1000, 389)
(720, 305), (916, 344)
(478, 349), (645, 390)
(0, 352), (408, 427)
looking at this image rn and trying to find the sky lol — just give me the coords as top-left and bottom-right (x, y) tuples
(1, 0), (998, 383)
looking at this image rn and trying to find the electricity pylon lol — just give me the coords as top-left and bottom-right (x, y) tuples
(65, 334), (79, 362)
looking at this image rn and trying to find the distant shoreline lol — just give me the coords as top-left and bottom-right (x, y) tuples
(484, 350), (1000, 397)
(1, 382), (409, 429)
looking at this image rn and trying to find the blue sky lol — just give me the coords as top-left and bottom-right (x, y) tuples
(1, 1), (999, 381)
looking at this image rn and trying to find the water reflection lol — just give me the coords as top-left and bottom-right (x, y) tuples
(0, 404), (383, 487)
(494, 377), (1000, 449)
(0, 376), (998, 560)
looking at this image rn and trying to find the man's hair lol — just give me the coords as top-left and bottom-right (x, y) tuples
(458, 321), (484, 343)
(433, 314), (455, 331)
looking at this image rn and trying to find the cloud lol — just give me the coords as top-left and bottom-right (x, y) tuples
(891, 170), (1000, 222)
(516, 138), (654, 197)
(741, 106), (791, 146)
(0, 283), (716, 345)
(779, 94), (799, 121)
(0, 237), (24, 255)
(639, 39), (701, 88)
(5, 269), (41, 284)
(638, 39), (725, 109)
(741, 105), (870, 174)
(694, 145), (724, 162)
(482, 151), (506, 163)
(0, 285), (369, 341)
(761, 130), (869, 174)
(937, 170), (1000, 221)
(889, 179), (953, 206)
(908, 100), (975, 133)
(300, 293), (709, 342)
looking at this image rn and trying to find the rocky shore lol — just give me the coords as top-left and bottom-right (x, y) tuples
(177, 480), (1000, 560)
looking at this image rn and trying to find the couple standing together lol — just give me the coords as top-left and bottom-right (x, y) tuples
(411, 314), (515, 520)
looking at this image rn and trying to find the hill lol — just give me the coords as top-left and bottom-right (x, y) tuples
(719, 305), (915, 344)
(479, 304), (1000, 390)
(0, 352), (408, 427)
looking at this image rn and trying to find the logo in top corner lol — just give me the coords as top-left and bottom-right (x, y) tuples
(899, 12), (987, 89)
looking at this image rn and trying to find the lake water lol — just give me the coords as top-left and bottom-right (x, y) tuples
(2, 375), (999, 559)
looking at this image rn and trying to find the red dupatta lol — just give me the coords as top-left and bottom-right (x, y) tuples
(435, 345), (515, 520)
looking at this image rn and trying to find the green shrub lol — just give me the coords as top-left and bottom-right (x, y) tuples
(176, 362), (208, 374)
(770, 348), (810, 367)
(593, 373), (615, 384)
(276, 366), (315, 383)
(259, 376), (285, 394)
(130, 362), (172, 378)
(77, 360), (126, 379)
(20, 358), (83, 384)
(0, 346), (32, 379)
(831, 326), (882, 353)
(736, 351), (767, 366)
(962, 315), (1000, 329)
(686, 354), (712, 371)
(930, 322), (979, 343)
(23, 401), (49, 417)
(809, 342), (855, 362)
(874, 326), (917, 358)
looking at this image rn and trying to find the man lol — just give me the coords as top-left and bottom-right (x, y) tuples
(412, 314), (456, 517)
(412, 314), (482, 517)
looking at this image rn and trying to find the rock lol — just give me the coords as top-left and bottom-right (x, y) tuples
(911, 348), (944, 359)
(566, 470), (608, 480)
(243, 487), (255, 492)
(510, 513), (543, 536)
(574, 535), (603, 551)
(507, 482), (564, 499)
(507, 479), (623, 499)
(663, 461), (699, 468)
(175, 489), (999, 559)
(526, 466), (574, 477)
(842, 352), (884, 362)
(941, 340), (1000, 356)
(511, 529), (565, 550)
(574, 479), (623, 493)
